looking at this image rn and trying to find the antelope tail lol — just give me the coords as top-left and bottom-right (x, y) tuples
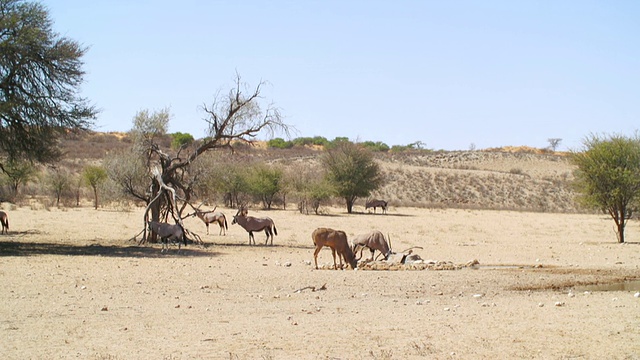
(273, 224), (278, 236)
(224, 217), (228, 230)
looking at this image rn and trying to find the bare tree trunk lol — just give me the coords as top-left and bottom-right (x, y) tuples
(92, 186), (98, 209)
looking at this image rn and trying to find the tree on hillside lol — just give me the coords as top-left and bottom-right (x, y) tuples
(247, 164), (283, 209)
(0, 0), (97, 163)
(323, 141), (382, 213)
(287, 162), (333, 215)
(571, 133), (640, 243)
(1, 158), (35, 198)
(82, 165), (107, 209)
(45, 167), (72, 206)
(548, 138), (562, 152)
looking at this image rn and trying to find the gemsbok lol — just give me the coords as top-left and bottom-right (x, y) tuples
(193, 208), (228, 235)
(148, 221), (186, 253)
(312, 227), (357, 270)
(231, 208), (277, 245)
(365, 199), (388, 214)
(352, 230), (392, 261)
(0, 211), (8, 234)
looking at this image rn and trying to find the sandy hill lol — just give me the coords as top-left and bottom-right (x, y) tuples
(59, 132), (578, 212)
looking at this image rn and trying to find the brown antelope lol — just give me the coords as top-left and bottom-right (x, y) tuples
(148, 221), (186, 253)
(352, 230), (391, 261)
(311, 227), (357, 270)
(365, 199), (388, 214)
(0, 211), (8, 234)
(193, 208), (228, 235)
(231, 208), (277, 245)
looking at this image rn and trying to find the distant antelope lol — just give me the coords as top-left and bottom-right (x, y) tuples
(0, 211), (8, 234)
(352, 230), (391, 261)
(193, 208), (228, 235)
(231, 208), (277, 245)
(365, 199), (388, 214)
(312, 227), (357, 270)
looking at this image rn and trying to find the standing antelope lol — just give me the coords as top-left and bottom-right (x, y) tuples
(0, 211), (8, 234)
(193, 209), (228, 235)
(148, 221), (186, 253)
(312, 227), (357, 270)
(352, 230), (391, 261)
(365, 199), (388, 214)
(231, 208), (277, 245)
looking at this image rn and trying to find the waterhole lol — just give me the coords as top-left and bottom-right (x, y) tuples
(575, 280), (640, 292)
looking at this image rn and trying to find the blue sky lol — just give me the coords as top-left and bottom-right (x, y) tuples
(46, 1), (639, 151)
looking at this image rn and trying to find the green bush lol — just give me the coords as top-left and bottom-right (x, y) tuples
(361, 141), (390, 152)
(170, 132), (194, 149)
(267, 137), (293, 149)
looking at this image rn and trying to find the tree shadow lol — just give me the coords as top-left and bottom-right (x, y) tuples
(0, 240), (221, 258)
(343, 212), (417, 218)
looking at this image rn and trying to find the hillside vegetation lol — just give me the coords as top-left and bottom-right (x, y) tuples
(10, 131), (579, 213)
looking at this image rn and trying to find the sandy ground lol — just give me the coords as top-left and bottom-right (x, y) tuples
(1, 205), (639, 359)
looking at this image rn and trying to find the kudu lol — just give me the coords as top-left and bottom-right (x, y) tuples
(148, 221), (186, 253)
(312, 227), (357, 270)
(193, 207), (228, 235)
(0, 211), (8, 234)
(365, 199), (388, 214)
(231, 208), (277, 245)
(352, 230), (392, 261)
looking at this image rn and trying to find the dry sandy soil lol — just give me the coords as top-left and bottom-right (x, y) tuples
(1, 205), (639, 359)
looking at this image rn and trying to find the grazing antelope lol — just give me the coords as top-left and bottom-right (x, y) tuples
(193, 209), (228, 235)
(148, 221), (186, 253)
(365, 199), (388, 214)
(231, 208), (277, 245)
(352, 230), (391, 261)
(312, 227), (357, 270)
(0, 211), (8, 234)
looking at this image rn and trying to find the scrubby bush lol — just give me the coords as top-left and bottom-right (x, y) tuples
(171, 132), (194, 149)
(268, 137), (293, 149)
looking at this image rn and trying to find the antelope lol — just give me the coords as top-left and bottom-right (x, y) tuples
(148, 221), (186, 253)
(0, 211), (8, 234)
(193, 208), (228, 235)
(365, 199), (388, 214)
(311, 227), (357, 270)
(231, 208), (277, 245)
(352, 230), (391, 261)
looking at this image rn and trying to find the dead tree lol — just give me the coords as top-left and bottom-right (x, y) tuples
(139, 73), (289, 243)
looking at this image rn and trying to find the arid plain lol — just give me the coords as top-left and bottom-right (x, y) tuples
(1, 203), (639, 359)
(1, 141), (640, 359)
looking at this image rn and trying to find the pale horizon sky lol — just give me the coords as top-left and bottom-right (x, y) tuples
(46, 1), (639, 151)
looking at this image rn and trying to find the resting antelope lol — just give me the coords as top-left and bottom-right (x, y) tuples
(193, 208), (228, 235)
(0, 211), (8, 234)
(231, 208), (277, 245)
(148, 221), (186, 253)
(312, 227), (357, 270)
(365, 199), (388, 214)
(352, 230), (391, 261)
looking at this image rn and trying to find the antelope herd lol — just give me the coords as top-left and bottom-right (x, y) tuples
(2, 197), (393, 268)
(142, 201), (393, 268)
